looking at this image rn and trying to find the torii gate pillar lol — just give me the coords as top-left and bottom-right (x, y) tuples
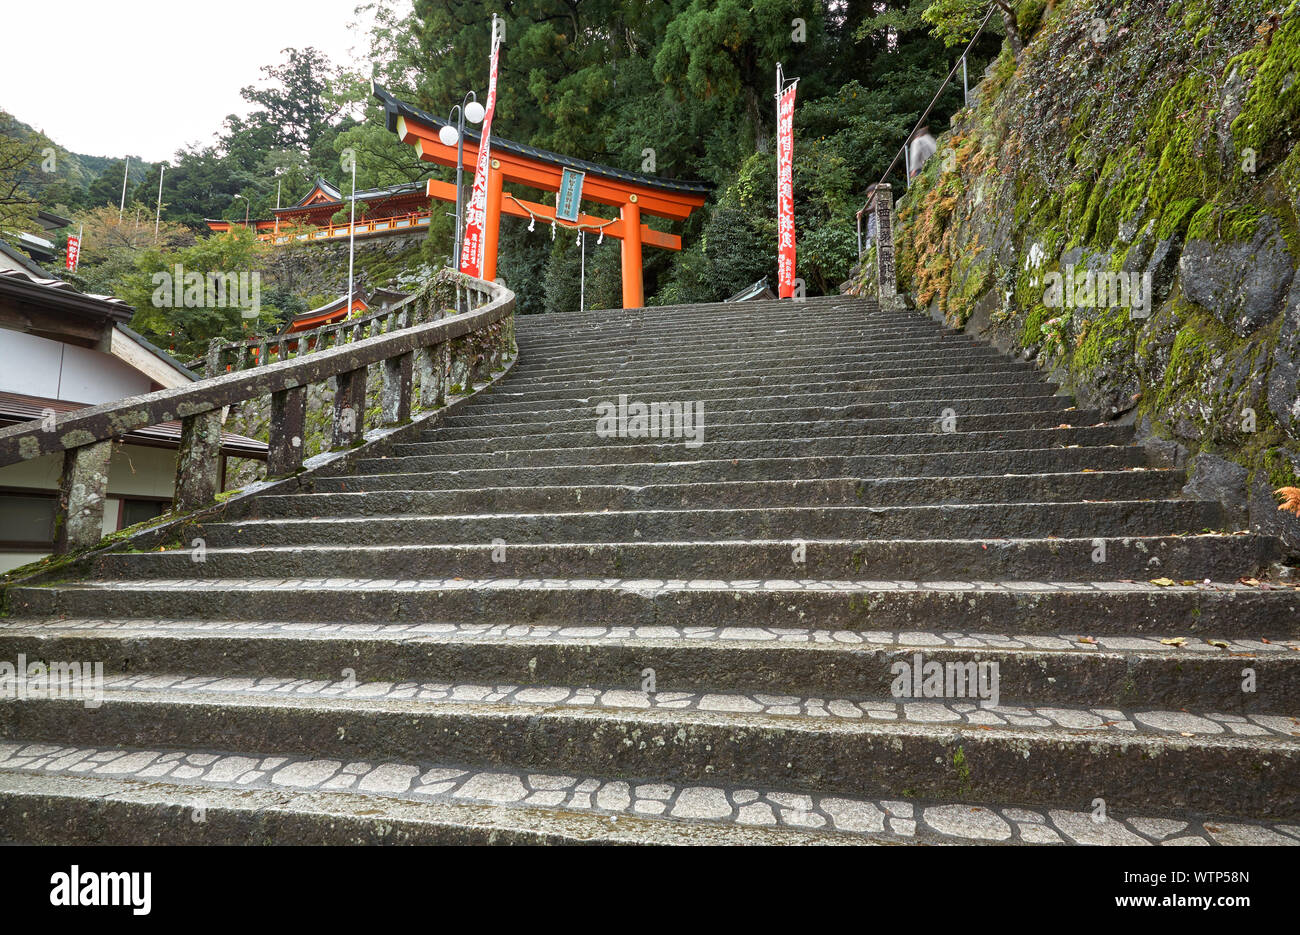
(619, 197), (643, 310)
(481, 160), (505, 283)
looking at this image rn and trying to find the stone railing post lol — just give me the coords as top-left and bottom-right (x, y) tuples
(870, 184), (903, 310)
(382, 352), (414, 424)
(174, 411), (224, 512)
(54, 441), (113, 554)
(268, 385), (307, 475)
(332, 366), (368, 448)
(206, 338), (224, 378)
(448, 336), (471, 393)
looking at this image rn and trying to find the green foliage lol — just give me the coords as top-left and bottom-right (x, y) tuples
(922, 0), (990, 47)
(120, 228), (284, 358)
(5, 0), (999, 312)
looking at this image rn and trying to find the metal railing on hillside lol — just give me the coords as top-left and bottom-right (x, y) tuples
(0, 268), (516, 555)
(855, 1), (999, 258)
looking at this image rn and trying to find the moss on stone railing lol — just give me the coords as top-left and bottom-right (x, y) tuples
(0, 269), (516, 555)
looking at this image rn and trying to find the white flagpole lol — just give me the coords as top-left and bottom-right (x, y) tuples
(154, 165), (166, 243)
(118, 157), (130, 219)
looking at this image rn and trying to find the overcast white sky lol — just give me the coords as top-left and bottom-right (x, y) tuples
(1, 0), (382, 163)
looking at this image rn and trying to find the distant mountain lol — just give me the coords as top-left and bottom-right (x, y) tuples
(0, 111), (154, 205)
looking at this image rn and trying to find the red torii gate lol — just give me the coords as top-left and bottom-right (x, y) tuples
(375, 84), (710, 309)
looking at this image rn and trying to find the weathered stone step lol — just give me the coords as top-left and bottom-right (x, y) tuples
(508, 334), (986, 371)
(340, 446), (1150, 486)
(508, 338), (1001, 377)
(3, 688), (1295, 819)
(6, 746), (1283, 844)
(85, 532), (1272, 584)
(0, 770), (864, 845)
(11, 575), (1295, 636)
(186, 499), (1224, 548)
(516, 311), (905, 346)
(425, 405), (1103, 442)
(517, 301), (879, 335)
(443, 393), (1083, 428)
(400, 411), (1104, 455)
(1, 619), (1293, 708)
(357, 426), (1137, 472)
(277, 470), (1181, 513)
(457, 383), (1070, 421)
(502, 353), (1028, 391)
(471, 363), (1046, 403)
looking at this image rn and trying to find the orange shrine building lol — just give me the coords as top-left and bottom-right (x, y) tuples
(205, 179), (432, 243)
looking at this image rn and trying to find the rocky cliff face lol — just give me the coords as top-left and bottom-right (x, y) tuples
(884, 0), (1300, 549)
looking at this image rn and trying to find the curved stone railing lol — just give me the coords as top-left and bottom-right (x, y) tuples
(0, 269), (515, 554)
(201, 275), (494, 376)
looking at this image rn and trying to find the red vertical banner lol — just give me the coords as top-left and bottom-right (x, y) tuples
(65, 235), (80, 271)
(776, 75), (798, 299)
(459, 16), (504, 278)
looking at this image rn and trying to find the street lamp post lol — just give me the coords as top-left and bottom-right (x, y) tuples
(440, 91), (485, 268)
(233, 194), (249, 226)
(347, 154), (356, 321)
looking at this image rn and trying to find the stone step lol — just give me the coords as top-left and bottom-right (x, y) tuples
(9, 575), (1295, 636)
(338, 446), (1151, 487)
(399, 411), (1105, 455)
(3, 618), (1293, 709)
(186, 499), (1225, 547)
(442, 393), (1083, 428)
(275, 470), (1182, 512)
(353, 426), (1137, 471)
(2, 686), (1295, 819)
(506, 340), (1007, 379)
(84, 532), (1276, 584)
(455, 383), (1072, 421)
(516, 312), (906, 345)
(466, 364), (1049, 404)
(5, 747), (1285, 845)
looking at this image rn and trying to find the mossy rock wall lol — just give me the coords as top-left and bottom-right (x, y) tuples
(885, 0), (1300, 549)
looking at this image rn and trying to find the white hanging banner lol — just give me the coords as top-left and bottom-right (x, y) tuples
(460, 15), (505, 277)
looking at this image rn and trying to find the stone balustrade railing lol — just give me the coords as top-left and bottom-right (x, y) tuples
(202, 276), (494, 376)
(0, 269), (515, 554)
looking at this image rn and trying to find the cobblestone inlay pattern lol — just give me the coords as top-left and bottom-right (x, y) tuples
(62, 576), (1283, 595)
(2, 619), (1293, 655)
(0, 741), (1294, 845)
(60, 674), (1300, 739)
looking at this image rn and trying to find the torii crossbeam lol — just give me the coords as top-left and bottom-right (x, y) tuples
(374, 84), (710, 309)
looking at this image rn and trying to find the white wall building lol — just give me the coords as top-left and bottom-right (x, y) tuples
(0, 244), (266, 573)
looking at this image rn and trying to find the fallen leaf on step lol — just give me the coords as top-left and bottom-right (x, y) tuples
(1208, 640), (1230, 650)
(1078, 636), (1097, 644)
(1150, 577), (1176, 587)
(1239, 577), (1261, 586)
(1160, 637), (1187, 646)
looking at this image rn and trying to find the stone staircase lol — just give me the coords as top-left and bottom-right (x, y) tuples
(1, 294), (1298, 845)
